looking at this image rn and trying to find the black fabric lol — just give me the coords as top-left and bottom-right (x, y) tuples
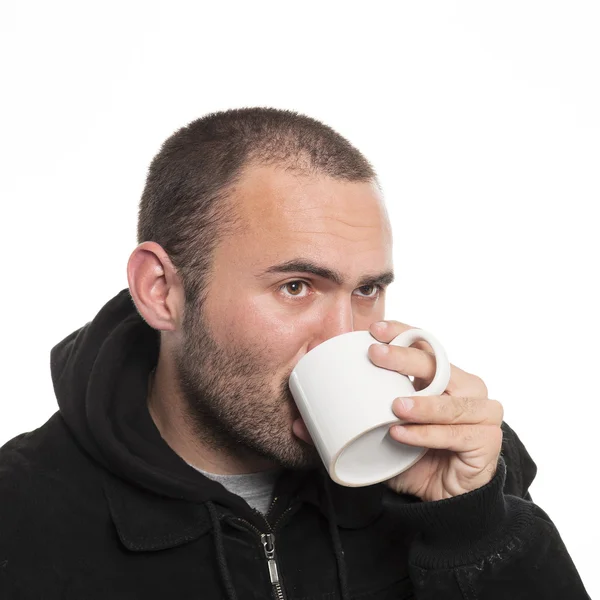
(0, 289), (591, 598)
(207, 501), (238, 600)
(323, 473), (351, 600)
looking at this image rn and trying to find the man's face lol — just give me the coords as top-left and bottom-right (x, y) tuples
(174, 164), (393, 470)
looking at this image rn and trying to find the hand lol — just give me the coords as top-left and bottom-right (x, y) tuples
(368, 320), (504, 502)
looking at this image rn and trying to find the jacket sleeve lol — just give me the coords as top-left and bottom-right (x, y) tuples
(389, 422), (590, 599)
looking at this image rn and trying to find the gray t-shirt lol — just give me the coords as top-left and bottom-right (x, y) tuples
(190, 464), (282, 515)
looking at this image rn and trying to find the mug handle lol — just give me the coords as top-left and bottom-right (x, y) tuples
(389, 329), (452, 396)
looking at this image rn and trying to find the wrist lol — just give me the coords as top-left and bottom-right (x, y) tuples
(387, 458), (535, 569)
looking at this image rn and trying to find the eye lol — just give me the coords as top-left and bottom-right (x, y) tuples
(280, 280), (310, 298)
(354, 284), (381, 298)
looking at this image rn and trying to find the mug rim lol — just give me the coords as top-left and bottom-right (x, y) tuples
(290, 330), (381, 374)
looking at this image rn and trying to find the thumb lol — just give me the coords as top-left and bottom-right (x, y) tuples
(292, 417), (314, 445)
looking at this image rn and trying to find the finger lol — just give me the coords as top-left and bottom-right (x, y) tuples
(369, 343), (488, 398)
(369, 320), (415, 343)
(368, 343), (443, 395)
(368, 343), (438, 382)
(392, 395), (504, 426)
(369, 321), (434, 354)
(389, 422), (503, 454)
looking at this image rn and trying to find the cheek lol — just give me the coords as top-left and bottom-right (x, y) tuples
(206, 294), (316, 365)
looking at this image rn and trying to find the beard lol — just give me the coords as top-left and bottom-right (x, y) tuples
(173, 302), (320, 471)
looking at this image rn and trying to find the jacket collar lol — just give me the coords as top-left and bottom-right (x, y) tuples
(103, 465), (385, 552)
(103, 472), (213, 551)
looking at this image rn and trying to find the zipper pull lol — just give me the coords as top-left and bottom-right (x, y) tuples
(261, 533), (280, 584)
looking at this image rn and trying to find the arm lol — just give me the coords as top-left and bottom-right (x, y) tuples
(389, 423), (590, 599)
(366, 321), (589, 599)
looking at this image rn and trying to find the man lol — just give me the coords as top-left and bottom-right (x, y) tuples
(0, 108), (589, 599)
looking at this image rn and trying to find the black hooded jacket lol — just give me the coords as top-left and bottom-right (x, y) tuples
(0, 290), (590, 598)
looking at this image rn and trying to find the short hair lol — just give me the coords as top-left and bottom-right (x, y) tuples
(137, 107), (377, 304)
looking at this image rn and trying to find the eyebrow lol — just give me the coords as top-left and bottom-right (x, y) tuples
(260, 259), (395, 288)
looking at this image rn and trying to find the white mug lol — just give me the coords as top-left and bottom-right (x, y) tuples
(289, 328), (451, 487)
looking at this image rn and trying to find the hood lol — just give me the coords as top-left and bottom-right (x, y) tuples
(50, 288), (253, 512)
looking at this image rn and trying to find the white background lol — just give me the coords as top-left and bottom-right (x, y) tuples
(1, 1), (598, 595)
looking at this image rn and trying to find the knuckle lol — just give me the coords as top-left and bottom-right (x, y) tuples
(436, 397), (450, 416)
(462, 396), (477, 416)
(467, 396), (479, 412)
(473, 374), (488, 396)
(460, 372), (488, 397)
(449, 424), (462, 439)
(436, 399), (454, 422)
(450, 396), (474, 422)
(492, 399), (505, 423)
(462, 426), (477, 444)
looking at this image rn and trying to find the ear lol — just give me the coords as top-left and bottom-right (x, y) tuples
(127, 241), (184, 331)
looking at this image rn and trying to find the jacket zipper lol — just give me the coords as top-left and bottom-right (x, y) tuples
(261, 532), (285, 600)
(232, 497), (292, 600)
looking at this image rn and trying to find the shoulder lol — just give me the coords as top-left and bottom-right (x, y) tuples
(0, 413), (105, 545)
(0, 411), (88, 483)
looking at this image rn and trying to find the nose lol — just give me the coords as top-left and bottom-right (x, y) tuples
(306, 297), (354, 353)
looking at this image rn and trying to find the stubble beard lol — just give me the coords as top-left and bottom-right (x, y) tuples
(173, 304), (320, 471)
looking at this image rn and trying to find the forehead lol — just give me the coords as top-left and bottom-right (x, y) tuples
(225, 164), (393, 272)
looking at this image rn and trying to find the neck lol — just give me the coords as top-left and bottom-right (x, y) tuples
(147, 356), (277, 475)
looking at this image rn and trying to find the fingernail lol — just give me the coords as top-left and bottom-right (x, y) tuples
(373, 343), (390, 355)
(372, 321), (387, 330)
(398, 397), (414, 410)
(392, 425), (407, 436)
